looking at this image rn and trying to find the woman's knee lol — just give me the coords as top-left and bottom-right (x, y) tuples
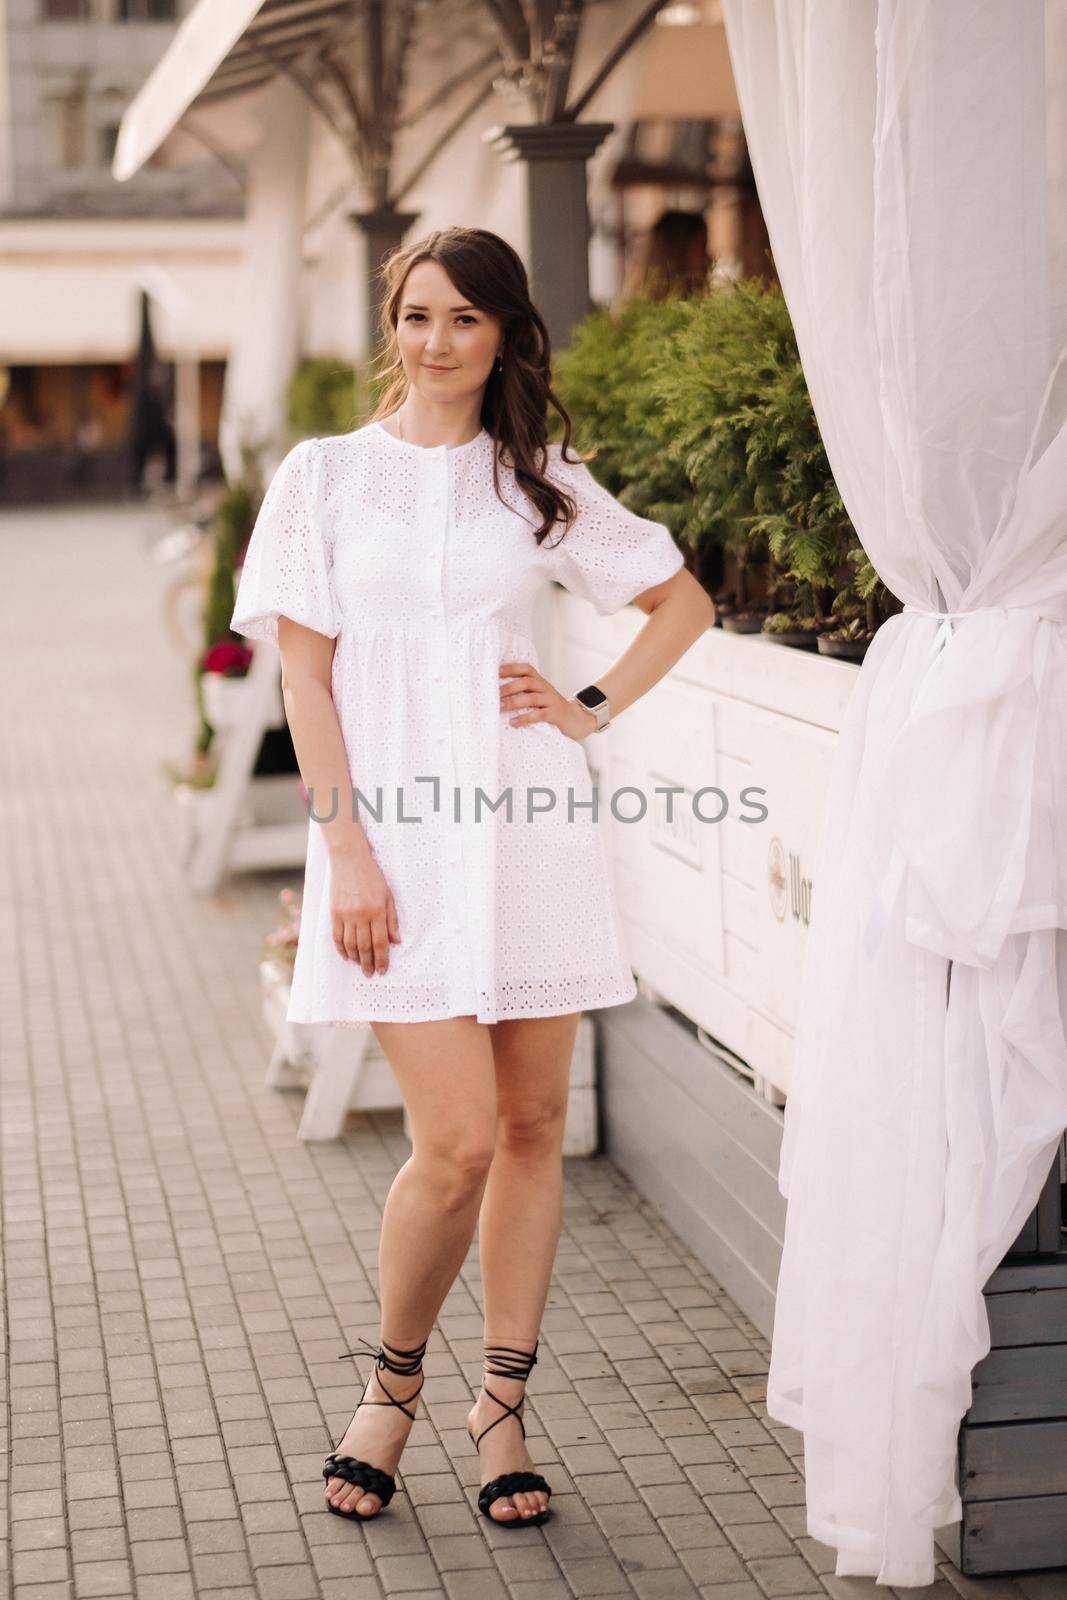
(496, 1098), (568, 1154)
(416, 1136), (496, 1206)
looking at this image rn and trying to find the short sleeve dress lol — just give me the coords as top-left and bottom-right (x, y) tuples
(230, 420), (685, 1025)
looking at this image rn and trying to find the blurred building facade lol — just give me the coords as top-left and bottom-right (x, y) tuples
(0, 0), (242, 502)
(0, 0), (768, 505)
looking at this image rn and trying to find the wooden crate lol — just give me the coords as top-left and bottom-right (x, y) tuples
(953, 1142), (1067, 1575)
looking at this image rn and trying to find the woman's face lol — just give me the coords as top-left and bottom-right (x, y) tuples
(395, 259), (503, 405)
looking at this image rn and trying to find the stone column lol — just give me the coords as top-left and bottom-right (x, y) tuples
(217, 75), (310, 482)
(347, 208), (421, 359)
(487, 122), (614, 352)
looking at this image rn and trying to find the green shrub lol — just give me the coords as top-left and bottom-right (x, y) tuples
(556, 283), (895, 634)
(555, 299), (691, 517)
(203, 480), (258, 651)
(287, 356), (359, 439)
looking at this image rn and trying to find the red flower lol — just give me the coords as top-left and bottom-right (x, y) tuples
(202, 640), (253, 677)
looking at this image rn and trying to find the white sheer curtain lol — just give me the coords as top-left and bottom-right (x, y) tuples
(720, 1), (1067, 1586)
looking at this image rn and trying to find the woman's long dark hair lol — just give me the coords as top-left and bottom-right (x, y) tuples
(370, 226), (583, 545)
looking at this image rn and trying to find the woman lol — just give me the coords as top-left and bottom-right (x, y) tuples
(231, 226), (715, 1530)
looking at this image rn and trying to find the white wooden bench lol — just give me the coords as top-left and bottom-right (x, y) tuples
(260, 957), (598, 1151)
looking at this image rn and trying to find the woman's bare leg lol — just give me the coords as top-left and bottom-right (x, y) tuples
(467, 1011), (580, 1522)
(326, 1014), (497, 1515)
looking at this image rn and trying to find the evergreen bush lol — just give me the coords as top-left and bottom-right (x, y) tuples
(556, 283), (895, 641)
(287, 356), (359, 439)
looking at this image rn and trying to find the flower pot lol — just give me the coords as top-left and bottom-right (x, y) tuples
(202, 671), (252, 730)
(721, 612), (769, 635)
(817, 634), (870, 662)
(763, 628), (822, 651)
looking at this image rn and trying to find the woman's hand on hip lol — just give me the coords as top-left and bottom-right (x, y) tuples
(499, 661), (597, 742)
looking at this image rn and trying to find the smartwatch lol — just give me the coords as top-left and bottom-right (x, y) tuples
(572, 683), (610, 733)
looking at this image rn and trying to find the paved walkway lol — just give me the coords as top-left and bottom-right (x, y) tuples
(1, 503), (1059, 1600)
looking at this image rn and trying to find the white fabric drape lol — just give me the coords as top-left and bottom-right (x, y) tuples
(721, 1), (1067, 1586)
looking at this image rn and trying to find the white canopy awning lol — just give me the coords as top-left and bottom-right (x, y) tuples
(113, 0), (353, 181)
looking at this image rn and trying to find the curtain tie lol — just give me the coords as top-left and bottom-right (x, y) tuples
(902, 601), (1067, 626)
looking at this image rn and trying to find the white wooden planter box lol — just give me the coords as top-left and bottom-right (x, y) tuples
(545, 586), (862, 1103)
(177, 648), (308, 893)
(202, 668), (284, 730)
(260, 958), (597, 1153)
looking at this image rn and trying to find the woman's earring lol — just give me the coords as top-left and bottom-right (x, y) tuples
(495, 353), (504, 372)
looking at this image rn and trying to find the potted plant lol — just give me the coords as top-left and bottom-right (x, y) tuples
(200, 639), (253, 727)
(760, 610), (821, 650)
(817, 614), (870, 660)
(817, 548), (897, 660)
(556, 282), (897, 660)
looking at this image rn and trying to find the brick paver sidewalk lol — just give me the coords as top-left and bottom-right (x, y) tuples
(1, 504), (1048, 1600)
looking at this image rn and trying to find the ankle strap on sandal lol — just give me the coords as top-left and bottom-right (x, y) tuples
(482, 1339), (539, 1382)
(338, 1334), (428, 1377)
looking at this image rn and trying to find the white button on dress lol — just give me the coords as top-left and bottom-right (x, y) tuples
(230, 419), (686, 1025)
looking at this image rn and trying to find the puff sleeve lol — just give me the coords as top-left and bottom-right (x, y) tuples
(544, 443), (685, 617)
(230, 437), (340, 645)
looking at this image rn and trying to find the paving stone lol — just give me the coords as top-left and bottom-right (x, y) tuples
(747, 1555), (824, 1596)
(504, 1584), (572, 1600)
(245, 1533), (309, 1568)
(770, 1506), (808, 1541)
(317, 1583), (385, 1600)
(612, 1531), (679, 1571)
(190, 1551), (256, 1590)
(70, 1559), (134, 1597)
(424, 1534), (494, 1571)
(129, 1542), (192, 1577)
(751, 1476), (807, 1511)
(696, 1585), (764, 1600)
(492, 1545), (563, 1581)
(254, 1567), (321, 1600)
(372, 1553), (440, 1593)
(544, 1521), (615, 1560)
(570, 1470), (642, 1508)
(725, 1521), (800, 1561)
(629, 1571), (703, 1599)
(702, 1492), (775, 1526)
(441, 1571), (510, 1600)
(12, 1519), (67, 1555)
(8, 1584), (76, 1600)
(677, 1543), (750, 1586)
(307, 1542), (375, 1580)
(640, 1483), (706, 1519)
(656, 1514), (730, 1552)
(591, 1500), (660, 1538)
(687, 1464), (750, 1495)
(12, 1550), (71, 1585)
(126, 1508), (184, 1542)
(550, 1557), (633, 1595)
(624, 1452), (689, 1487)
(792, 1535), (836, 1576)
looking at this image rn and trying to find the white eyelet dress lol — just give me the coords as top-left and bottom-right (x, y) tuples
(230, 420), (685, 1025)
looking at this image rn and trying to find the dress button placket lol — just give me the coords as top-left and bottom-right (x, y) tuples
(426, 450), (478, 1012)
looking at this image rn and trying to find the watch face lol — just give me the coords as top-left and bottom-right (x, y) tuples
(576, 686), (607, 711)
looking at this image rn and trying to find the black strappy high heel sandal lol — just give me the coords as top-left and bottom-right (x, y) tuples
(466, 1340), (553, 1527)
(322, 1334), (427, 1521)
